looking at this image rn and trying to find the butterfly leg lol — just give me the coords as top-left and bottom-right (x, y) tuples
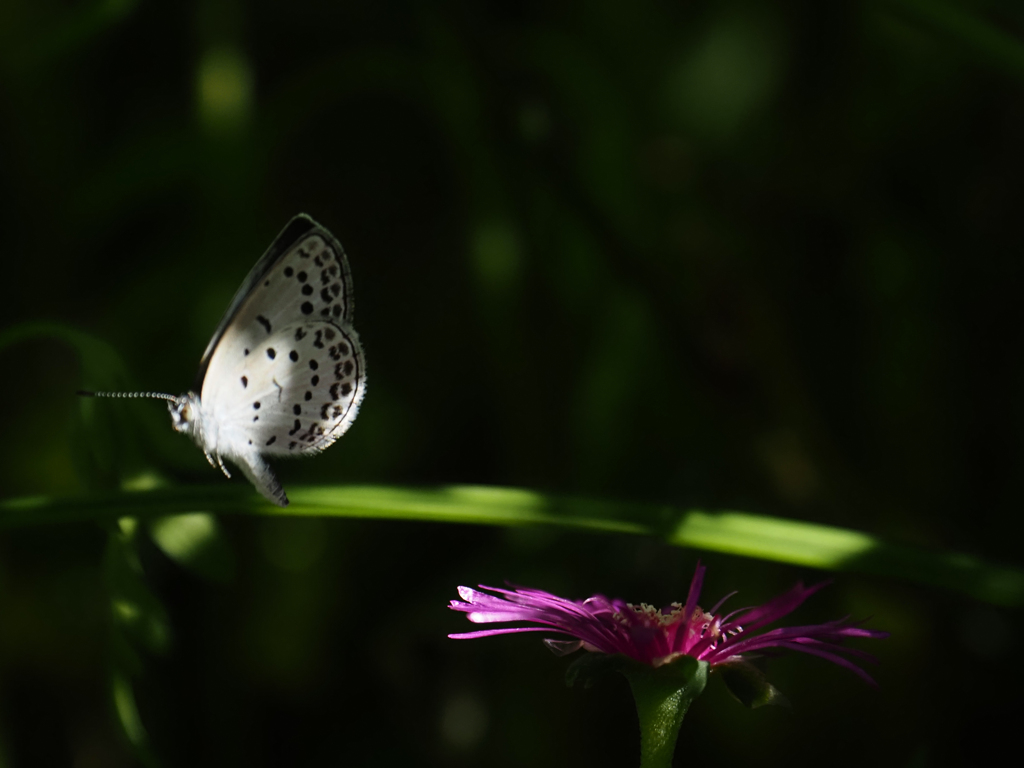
(215, 454), (232, 479)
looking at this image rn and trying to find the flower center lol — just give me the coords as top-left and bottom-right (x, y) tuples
(616, 602), (715, 633)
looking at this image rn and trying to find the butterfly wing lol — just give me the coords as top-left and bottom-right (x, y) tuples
(194, 215), (366, 505)
(202, 321), (365, 456)
(194, 214), (356, 391)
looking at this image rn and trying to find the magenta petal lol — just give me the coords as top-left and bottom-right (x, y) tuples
(448, 564), (886, 681)
(728, 581), (828, 632)
(682, 562), (706, 626)
(449, 627), (568, 639)
(773, 641), (880, 685)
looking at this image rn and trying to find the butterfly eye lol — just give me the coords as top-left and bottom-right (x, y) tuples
(180, 403), (192, 422)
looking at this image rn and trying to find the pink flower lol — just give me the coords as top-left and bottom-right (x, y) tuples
(449, 562), (887, 683)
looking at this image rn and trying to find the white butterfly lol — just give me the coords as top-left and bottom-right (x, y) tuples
(82, 214), (366, 506)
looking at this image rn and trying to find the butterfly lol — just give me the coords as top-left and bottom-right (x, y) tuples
(80, 214), (366, 506)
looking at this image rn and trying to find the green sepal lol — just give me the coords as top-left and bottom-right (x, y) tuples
(565, 653), (709, 768)
(718, 660), (790, 709)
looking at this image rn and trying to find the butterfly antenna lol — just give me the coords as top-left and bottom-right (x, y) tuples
(77, 390), (178, 402)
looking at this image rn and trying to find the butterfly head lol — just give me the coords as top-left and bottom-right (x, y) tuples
(168, 393), (201, 436)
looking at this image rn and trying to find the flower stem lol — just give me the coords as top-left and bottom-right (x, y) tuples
(621, 656), (709, 768)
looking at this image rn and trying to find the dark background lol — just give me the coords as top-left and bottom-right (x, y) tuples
(1, 0), (1023, 765)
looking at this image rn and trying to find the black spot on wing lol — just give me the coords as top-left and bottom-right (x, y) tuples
(241, 376), (248, 388)
(267, 348), (276, 360)
(256, 315), (272, 333)
(302, 284), (313, 296)
(301, 301), (313, 315)
(293, 404), (301, 415)
(266, 436), (276, 446)
(284, 266), (294, 277)
(289, 350), (299, 362)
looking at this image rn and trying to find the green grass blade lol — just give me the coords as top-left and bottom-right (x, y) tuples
(2, 484), (1021, 606)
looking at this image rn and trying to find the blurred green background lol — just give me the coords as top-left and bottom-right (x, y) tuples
(1, 0), (1023, 765)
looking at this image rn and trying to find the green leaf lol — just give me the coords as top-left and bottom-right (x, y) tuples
(0, 320), (166, 489)
(148, 513), (235, 583)
(111, 670), (147, 748)
(104, 521), (172, 656)
(0, 321), (128, 390)
(718, 661), (790, 709)
(881, 0), (1024, 83)
(102, 518), (166, 767)
(110, 670), (160, 767)
(2, 484), (1022, 606)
